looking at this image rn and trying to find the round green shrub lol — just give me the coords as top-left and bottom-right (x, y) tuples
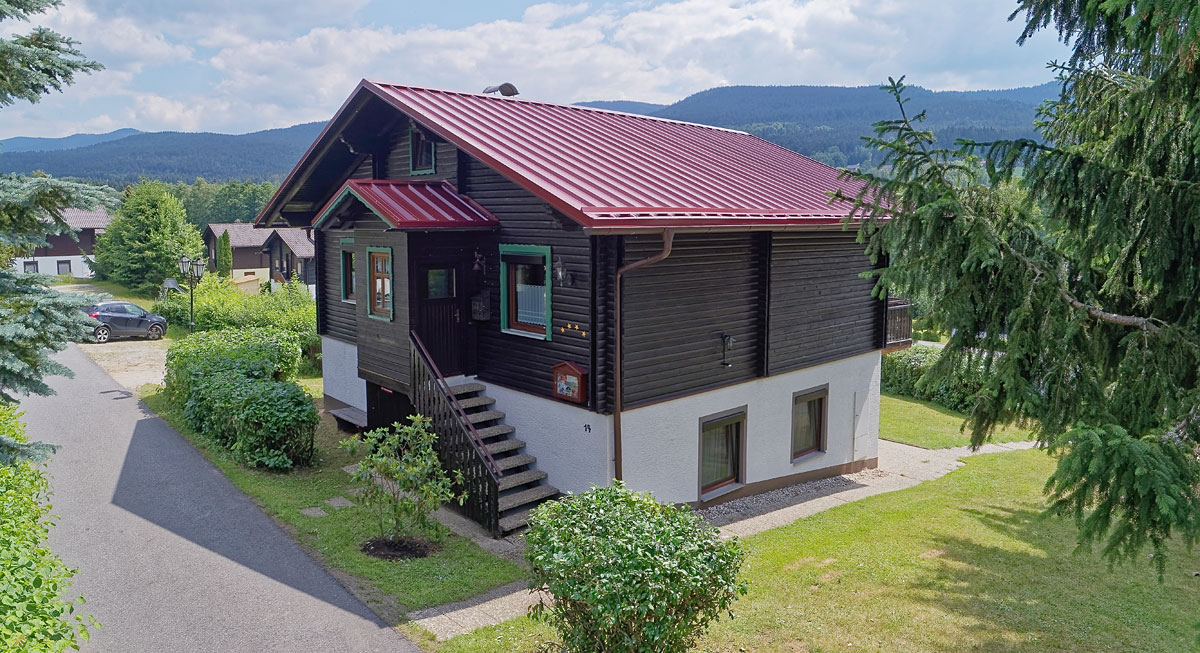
(164, 327), (301, 403)
(229, 379), (317, 470)
(524, 482), (747, 652)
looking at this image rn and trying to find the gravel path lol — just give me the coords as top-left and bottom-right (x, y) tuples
(23, 345), (418, 653)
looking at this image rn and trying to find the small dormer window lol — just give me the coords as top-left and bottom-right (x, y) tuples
(410, 126), (435, 174)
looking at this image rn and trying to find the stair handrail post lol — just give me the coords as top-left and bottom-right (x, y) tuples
(409, 331), (503, 478)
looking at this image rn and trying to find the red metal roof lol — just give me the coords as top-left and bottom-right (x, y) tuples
(314, 179), (499, 230)
(363, 81), (874, 232)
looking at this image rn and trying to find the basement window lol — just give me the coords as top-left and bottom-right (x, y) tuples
(700, 408), (745, 496)
(499, 244), (552, 340)
(22, 260), (38, 273)
(367, 247), (392, 320)
(791, 386), (827, 461)
(410, 126), (435, 174)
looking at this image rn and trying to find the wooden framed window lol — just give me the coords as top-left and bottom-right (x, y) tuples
(340, 250), (356, 302)
(791, 386), (827, 460)
(499, 244), (552, 340)
(367, 247), (392, 320)
(57, 260), (72, 275)
(410, 126), (435, 174)
(700, 408), (745, 495)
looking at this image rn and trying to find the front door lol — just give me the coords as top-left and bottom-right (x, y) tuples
(415, 262), (467, 375)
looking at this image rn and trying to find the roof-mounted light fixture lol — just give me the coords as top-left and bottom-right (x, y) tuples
(482, 82), (519, 97)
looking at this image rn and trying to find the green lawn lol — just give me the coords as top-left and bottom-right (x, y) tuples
(140, 387), (524, 617)
(440, 450), (1200, 652)
(880, 392), (1035, 449)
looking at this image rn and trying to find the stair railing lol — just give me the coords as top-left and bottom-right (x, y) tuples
(410, 331), (501, 535)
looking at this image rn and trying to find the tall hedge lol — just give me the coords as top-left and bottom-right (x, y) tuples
(0, 405), (92, 651)
(881, 344), (986, 413)
(165, 328), (315, 470)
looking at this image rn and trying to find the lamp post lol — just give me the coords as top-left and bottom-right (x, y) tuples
(177, 255), (206, 333)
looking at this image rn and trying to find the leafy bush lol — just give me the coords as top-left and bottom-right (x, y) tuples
(340, 416), (464, 539)
(524, 482), (747, 653)
(165, 327), (314, 470)
(882, 344), (986, 413)
(154, 274), (318, 363)
(0, 405), (93, 651)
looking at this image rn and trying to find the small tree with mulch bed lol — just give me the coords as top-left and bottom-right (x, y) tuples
(340, 416), (465, 559)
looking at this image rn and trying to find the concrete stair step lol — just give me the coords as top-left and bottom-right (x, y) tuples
(498, 509), (534, 533)
(474, 424), (515, 440)
(485, 438), (524, 455)
(494, 453), (536, 472)
(455, 396), (495, 410)
(466, 410), (505, 425)
(448, 382), (486, 396)
(498, 484), (559, 513)
(498, 469), (548, 491)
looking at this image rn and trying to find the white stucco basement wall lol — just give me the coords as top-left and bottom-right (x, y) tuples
(322, 336), (367, 412)
(620, 349), (881, 504)
(480, 381), (613, 495)
(12, 255), (93, 277)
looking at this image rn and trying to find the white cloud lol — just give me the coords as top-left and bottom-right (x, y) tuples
(0, 0), (1072, 136)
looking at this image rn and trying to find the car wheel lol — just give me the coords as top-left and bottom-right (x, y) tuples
(94, 325), (111, 343)
(146, 324), (164, 340)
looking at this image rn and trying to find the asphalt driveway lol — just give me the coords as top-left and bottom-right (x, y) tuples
(20, 345), (417, 653)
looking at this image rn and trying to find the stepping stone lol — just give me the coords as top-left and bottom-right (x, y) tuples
(324, 496), (354, 509)
(299, 507), (327, 518)
(342, 464), (359, 475)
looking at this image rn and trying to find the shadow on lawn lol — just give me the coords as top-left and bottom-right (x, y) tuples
(911, 503), (1193, 652)
(110, 418), (389, 625)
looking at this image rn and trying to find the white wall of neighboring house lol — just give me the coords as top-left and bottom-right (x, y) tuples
(322, 336), (368, 412)
(481, 381), (613, 495)
(11, 255), (94, 278)
(619, 349), (882, 505)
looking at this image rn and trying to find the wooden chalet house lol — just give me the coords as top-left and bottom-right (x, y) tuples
(261, 227), (316, 291)
(256, 80), (912, 535)
(12, 207), (113, 278)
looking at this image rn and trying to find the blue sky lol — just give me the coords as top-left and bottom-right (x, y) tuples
(0, 0), (1072, 138)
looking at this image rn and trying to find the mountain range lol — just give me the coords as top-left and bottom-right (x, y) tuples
(0, 82), (1058, 186)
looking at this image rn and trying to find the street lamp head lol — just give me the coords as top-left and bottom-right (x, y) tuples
(178, 255), (191, 276)
(191, 258), (206, 279)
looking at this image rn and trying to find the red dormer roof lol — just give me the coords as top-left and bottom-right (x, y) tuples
(314, 179), (499, 230)
(258, 80), (876, 233)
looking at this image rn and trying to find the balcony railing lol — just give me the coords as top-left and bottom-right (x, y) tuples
(885, 298), (913, 348)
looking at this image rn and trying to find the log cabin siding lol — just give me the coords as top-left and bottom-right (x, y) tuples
(353, 219), (411, 391)
(318, 229), (357, 343)
(767, 231), (882, 374)
(620, 233), (764, 407)
(460, 155), (593, 401)
(591, 235), (618, 413)
(385, 120), (457, 182)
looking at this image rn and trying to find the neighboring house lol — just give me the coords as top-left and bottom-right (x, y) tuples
(256, 80), (912, 535)
(12, 207), (113, 278)
(261, 227), (316, 292)
(204, 222), (272, 288)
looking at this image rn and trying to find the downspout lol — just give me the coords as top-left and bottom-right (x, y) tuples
(613, 228), (675, 481)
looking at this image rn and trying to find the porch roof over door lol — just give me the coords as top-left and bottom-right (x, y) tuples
(313, 179), (500, 230)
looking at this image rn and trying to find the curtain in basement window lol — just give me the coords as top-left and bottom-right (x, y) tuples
(701, 415), (741, 491)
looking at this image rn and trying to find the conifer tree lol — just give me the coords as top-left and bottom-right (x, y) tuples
(216, 230), (232, 277)
(92, 181), (203, 295)
(0, 0), (113, 414)
(845, 0), (1200, 572)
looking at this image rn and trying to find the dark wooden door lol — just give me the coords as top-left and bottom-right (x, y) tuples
(415, 262), (466, 375)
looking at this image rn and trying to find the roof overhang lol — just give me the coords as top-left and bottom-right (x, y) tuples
(313, 179), (500, 231)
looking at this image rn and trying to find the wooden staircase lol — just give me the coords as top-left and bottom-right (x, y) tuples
(447, 382), (560, 534)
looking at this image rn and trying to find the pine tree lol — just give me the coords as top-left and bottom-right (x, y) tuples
(216, 230), (232, 277)
(844, 1), (1200, 574)
(92, 181), (204, 296)
(0, 1), (114, 412)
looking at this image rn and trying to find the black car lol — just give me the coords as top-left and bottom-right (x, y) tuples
(85, 301), (168, 343)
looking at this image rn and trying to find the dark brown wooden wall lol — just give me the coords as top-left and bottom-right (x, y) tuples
(385, 120), (457, 182)
(353, 218), (411, 391)
(461, 155), (593, 401)
(33, 231), (94, 257)
(318, 229), (356, 342)
(619, 233), (764, 407)
(767, 231), (882, 374)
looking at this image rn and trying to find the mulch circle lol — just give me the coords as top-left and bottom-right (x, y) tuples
(360, 536), (441, 560)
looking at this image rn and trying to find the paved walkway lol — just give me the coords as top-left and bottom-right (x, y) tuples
(408, 437), (1039, 641)
(22, 345), (418, 653)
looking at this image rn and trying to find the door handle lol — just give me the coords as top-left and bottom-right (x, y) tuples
(454, 308), (461, 323)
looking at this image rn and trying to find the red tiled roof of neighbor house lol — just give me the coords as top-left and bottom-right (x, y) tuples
(260, 80), (879, 233)
(206, 222), (272, 249)
(314, 179), (499, 231)
(60, 207), (114, 231)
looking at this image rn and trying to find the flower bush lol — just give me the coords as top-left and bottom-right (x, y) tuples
(0, 405), (93, 651)
(524, 482), (747, 652)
